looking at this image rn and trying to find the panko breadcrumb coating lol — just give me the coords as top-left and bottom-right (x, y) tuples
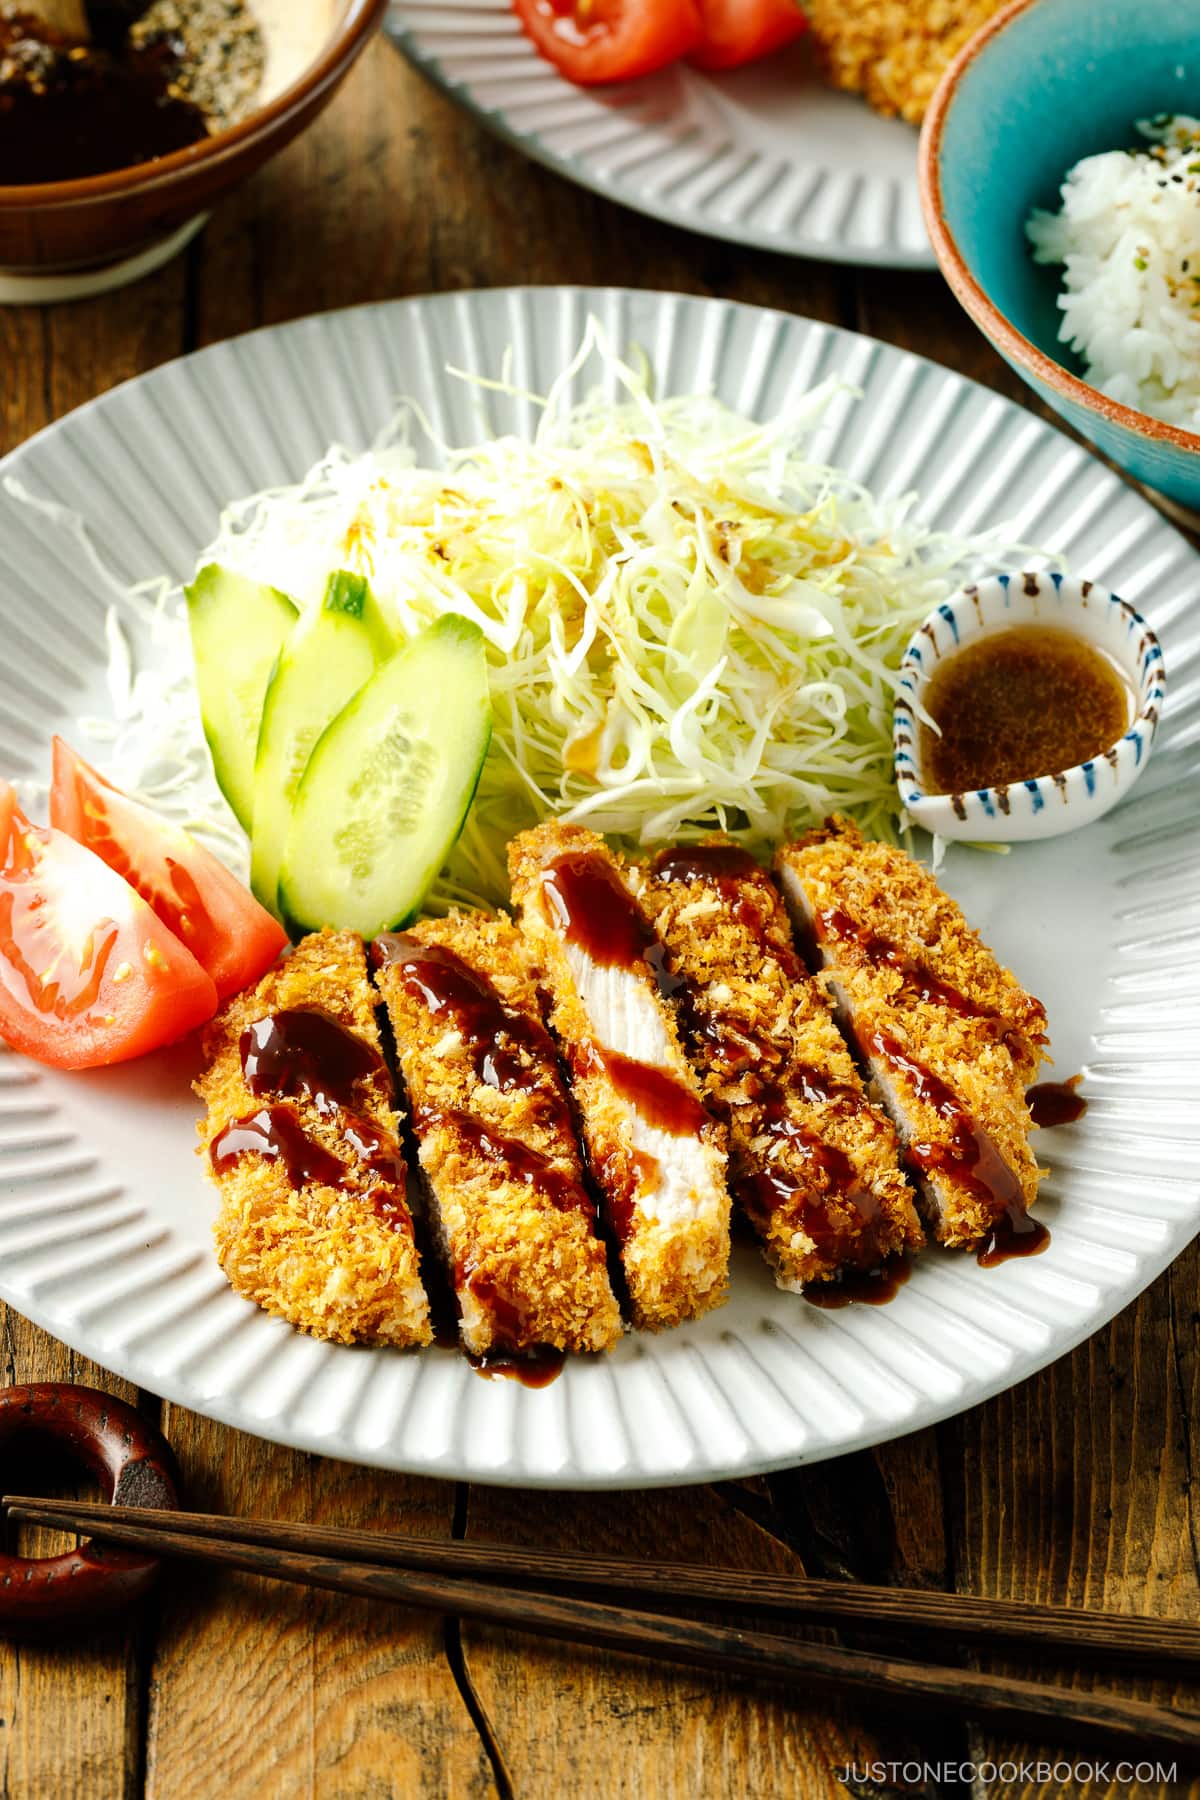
(776, 818), (1045, 1248)
(509, 822), (731, 1331)
(632, 843), (922, 1291)
(806, 0), (1009, 125)
(373, 912), (622, 1357)
(195, 930), (431, 1347)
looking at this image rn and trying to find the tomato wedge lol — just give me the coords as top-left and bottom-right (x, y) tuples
(512, 0), (703, 84)
(0, 784), (217, 1069)
(50, 740), (287, 1004)
(691, 0), (806, 70)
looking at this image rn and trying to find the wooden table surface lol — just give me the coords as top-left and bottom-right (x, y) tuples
(1, 34), (1198, 1800)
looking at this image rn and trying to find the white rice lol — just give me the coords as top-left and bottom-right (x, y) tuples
(1026, 114), (1200, 433)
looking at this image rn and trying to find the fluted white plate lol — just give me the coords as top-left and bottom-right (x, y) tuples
(386, 3), (933, 268)
(0, 287), (1197, 1488)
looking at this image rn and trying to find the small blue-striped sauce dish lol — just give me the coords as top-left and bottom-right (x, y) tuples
(893, 571), (1165, 843)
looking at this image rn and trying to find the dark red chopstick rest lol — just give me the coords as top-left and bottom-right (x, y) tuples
(0, 1383), (178, 1635)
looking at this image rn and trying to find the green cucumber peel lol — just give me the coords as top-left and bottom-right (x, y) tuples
(278, 613), (493, 941)
(249, 569), (393, 915)
(184, 563), (298, 834)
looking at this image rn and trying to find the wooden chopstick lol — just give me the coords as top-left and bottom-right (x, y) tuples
(7, 1496), (1199, 1670)
(7, 1500), (1200, 1756)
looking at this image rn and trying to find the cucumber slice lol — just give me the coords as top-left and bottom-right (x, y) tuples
(185, 564), (298, 833)
(279, 615), (492, 940)
(250, 570), (394, 914)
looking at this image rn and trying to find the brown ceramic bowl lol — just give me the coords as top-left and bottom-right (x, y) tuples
(0, 0), (385, 302)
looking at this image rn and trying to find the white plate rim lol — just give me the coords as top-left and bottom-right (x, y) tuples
(384, 6), (937, 271)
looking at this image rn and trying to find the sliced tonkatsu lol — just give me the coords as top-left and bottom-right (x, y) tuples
(372, 912), (623, 1358)
(632, 842), (922, 1290)
(195, 929), (431, 1346)
(509, 822), (731, 1331)
(776, 817), (1047, 1251)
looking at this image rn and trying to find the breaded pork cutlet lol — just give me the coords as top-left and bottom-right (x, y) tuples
(805, 0), (1010, 125)
(776, 818), (1047, 1250)
(373, 913), (622, 1358)
(195, 930), (431, 1347)
(631, 843), (922, 1290)
(509, 823), (731, 1331)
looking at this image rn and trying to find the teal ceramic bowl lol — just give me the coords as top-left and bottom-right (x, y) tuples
(919, 0), (1200, 512)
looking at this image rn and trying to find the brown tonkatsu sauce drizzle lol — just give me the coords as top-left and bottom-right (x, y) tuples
(458, 1263), (527, 1347)
(653, 847), (889, 1268)
(869, 1030), (1024, 1215)
(585, 1141), (661, 1248)
(643, 956), (771, 1076)
(653, 844), (763, 885)
(737, 1086), (884, 1269)
(456, 1262), (567, 1385)
(804, 1255), (912, 1308)
(211, 1107), (344, 1189)
(372, 934), (573, 1132)
(819, 906), (1041, 1043)
(919, 624), (1132, 796)
(341, 1113), (408, 1192)
(599, 1048), (711, 1139)
(540, 851), (715, 1155)
(469, 1345), (566, 1387)
(868, 1029), (1047, 1261)
(372, 934), (539, 1089)
(1028, 1079), (1087, 1129)
(241, 1009), (382, 1112)
(654, 842), (804, 984)
(691, 1012), (774, 1075)
(651, 844), (805, 1065)
(213, 1008), (410, 1228)
(788, 1062), (863, 1112)
(976, 1210), (1050, 1267)
(738, 1162), (880, 1270)
(564, 1038), (706, 1243)
(415, 1105), (595, 1222)
(542, 850), (656, 967)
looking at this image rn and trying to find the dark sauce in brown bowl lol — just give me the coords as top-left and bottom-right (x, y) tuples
(0, 11), (209, 186)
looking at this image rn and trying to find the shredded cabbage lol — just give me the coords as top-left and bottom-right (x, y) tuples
(93, 322), (1047, 909)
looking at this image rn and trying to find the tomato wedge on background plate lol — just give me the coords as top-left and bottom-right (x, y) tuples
(50, 739), (287, 1004)
(691, 0), (807, 70)
(0, 784), (217, 1070)
(511, 0), (703, 84)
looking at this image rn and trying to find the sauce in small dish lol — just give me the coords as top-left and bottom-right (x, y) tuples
(894, 571), (1165, 844)
(920, 624), (1132, 797)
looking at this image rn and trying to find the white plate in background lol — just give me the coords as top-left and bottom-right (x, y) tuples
(0, 286), (1196, 1487)
(386, 3), (933, 268)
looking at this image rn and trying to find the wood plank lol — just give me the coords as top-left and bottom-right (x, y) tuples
(0, 1309), (148, 1800)
(0, 307), (47, 451)
(0, 264), (187, 452)
(145, 1408), (490, 1800)
(758, 1430), (961, 1784)
(42, 270), (190, 420)
(948, 1245), (1200, 1800)
(457, 1480), (884, 1800)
